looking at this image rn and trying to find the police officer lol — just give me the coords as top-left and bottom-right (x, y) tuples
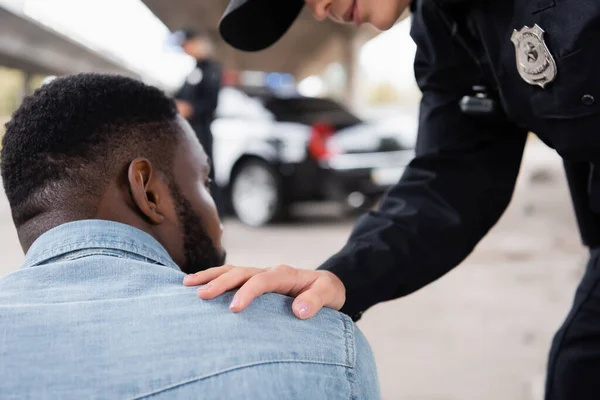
(183, 1), (600, 398)
(173, 29), (225, 213)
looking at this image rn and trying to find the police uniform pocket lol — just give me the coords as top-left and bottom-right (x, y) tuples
(531, 43), (600, 119)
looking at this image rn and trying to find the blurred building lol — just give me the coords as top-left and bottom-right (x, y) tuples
(0, 2), (140, 137)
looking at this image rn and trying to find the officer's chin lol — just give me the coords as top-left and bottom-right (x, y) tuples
(377, 6), (411, 31)
(372, 12), (408, 31)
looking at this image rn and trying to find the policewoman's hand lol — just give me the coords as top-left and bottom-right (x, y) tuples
(183, 265), (346, 320)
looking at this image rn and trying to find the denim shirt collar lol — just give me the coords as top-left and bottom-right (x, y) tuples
(22, 220), (180, 271)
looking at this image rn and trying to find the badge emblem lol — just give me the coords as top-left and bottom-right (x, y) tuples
(510, 24), (557, 88)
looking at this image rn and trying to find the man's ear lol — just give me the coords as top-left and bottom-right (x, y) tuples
(127, 158), (165, 225)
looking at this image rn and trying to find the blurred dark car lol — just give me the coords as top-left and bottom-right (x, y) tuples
(212, 87), (416, 226)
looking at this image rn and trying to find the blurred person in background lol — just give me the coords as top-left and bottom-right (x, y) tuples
(185, 0), (600, 399)
(0, 74), (379, 400)
(172, 29), (226, 216)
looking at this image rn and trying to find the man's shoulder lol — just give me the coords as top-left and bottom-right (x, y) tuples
(137, 274), (357, 359)
(0, 262), (358, 367)
(156, 288), (357, 366)
(0, 265), (362, 399)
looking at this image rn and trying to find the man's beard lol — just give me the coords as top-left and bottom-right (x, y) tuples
(170, 183), (226, 274)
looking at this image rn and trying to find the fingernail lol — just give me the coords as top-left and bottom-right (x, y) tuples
(229, 295), (240, 310)
(183, 275), (194, 283)
(296, 301), (310, 318)
(198, 283), (212, 292)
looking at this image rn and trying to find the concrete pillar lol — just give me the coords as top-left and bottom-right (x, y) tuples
(341, 34), (357, 108)
(294, 37), (341, 81)
(217, 40), (240, 72)
(20, 70), (33, 100)
(341, 29), (371, 110)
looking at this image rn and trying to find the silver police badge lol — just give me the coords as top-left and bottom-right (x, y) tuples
(511, 24), (557, 88)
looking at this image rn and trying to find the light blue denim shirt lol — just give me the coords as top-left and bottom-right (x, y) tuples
(0, 220), (380, 400)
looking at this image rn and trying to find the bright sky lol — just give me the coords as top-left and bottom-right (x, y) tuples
(0, 0), (417, 93)
(360, 17), (418, 92)
(2, 0), (194, 90)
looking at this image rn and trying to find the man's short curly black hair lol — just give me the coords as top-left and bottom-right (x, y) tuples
(1, 73), (180, 227)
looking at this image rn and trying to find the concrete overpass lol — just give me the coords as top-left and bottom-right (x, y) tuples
(0, 5), (138, 94)
(142, 0), (381, 104)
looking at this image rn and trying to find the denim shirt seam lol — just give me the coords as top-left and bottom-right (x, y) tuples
(340, 312), (357, 399)
(128, 359), (354, 400)
(25, 238), (173, 269)
(51, 249), (159, 264)
(58, 249), (127, 261)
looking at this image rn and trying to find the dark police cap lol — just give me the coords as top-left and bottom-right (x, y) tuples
(219, 0), (304, 52)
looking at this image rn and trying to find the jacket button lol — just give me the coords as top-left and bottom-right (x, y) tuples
(582, 94), (595, 106)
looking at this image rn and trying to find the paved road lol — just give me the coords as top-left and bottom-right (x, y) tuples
(0, 140), (586, 400)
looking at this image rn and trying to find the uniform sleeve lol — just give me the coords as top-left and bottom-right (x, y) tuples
(188, 61), (222, 117)
(318, 0), (528, 320)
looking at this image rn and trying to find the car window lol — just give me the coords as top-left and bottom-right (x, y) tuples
(216, 88), (273, 120)
(262, 97), (362, 129)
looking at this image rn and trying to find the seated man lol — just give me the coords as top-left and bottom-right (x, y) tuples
(0, 74), (379, 400)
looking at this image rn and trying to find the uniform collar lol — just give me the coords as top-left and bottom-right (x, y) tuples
(22, 220), (180, 271)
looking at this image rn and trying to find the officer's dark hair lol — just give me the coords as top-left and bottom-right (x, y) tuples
(1, 73), (179, 228)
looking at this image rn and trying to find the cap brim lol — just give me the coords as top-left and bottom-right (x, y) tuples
(219, 0), (304, 52)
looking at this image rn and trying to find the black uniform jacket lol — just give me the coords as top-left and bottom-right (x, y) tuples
(319, 0), (600, 320)
(175, 59), (221, 150)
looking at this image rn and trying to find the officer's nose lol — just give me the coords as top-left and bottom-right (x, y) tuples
(305, 0), (333, 21)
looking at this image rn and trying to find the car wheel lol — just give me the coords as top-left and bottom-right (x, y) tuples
(230, 160), (284, 227)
